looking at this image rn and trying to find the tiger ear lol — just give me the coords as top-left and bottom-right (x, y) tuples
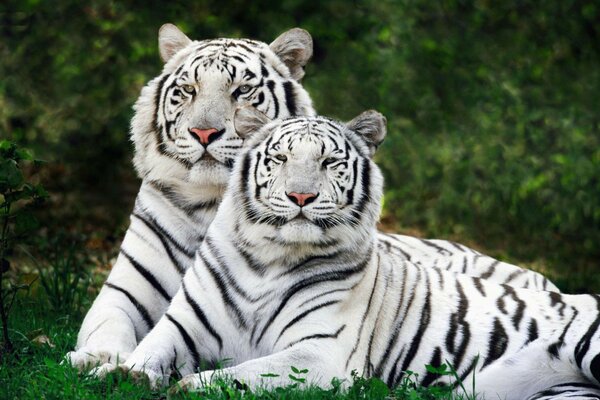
(346, 110), (387, 158)
(158, 23), (192, 63)
(234, 106), (272, 139)
(269, 28), (313, 81)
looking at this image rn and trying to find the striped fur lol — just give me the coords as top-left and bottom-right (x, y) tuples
(113, 114), (595, 399)
(66, 24), (315, 369)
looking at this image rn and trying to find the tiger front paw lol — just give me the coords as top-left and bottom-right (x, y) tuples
(65, 348), (130, 371)
(168, 370), (216, 396)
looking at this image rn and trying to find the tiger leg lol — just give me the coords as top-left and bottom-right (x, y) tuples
(172, 344), (343, 393)
(66, 286), (150, 370)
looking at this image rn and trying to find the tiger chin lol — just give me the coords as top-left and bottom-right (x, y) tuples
(105, 111), (600, 400)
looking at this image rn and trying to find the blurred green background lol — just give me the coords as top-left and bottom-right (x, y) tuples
(1, 0), (598, 292)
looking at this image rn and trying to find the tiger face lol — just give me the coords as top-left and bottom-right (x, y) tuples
(235, 110), (387, 247)
(131, 24), (314, 191)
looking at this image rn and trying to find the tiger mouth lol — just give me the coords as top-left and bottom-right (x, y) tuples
(201, 153), (218, 162)
(289, 214), (314, 224)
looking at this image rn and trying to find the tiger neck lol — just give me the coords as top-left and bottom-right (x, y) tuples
(137, 179), (223, 231)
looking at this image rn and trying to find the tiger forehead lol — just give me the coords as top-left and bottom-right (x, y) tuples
(277, 118), (344, 138)
(189, 39), (267, 62)
(176, 39), (273, 80)
(269, 119), (347, 152)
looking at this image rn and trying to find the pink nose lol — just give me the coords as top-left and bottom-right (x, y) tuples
(189, 128), (219, 145)
(287, 192), (318, 207)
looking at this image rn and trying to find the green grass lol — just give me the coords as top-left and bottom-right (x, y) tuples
(0, 295), (474, 400)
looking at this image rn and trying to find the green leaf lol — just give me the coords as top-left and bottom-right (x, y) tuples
(366, 377), (389, 397)
(290, 366), (308, 374)
(288, 374), (306, 383)
(0, 140), (15, 156)
(0, 159), (24, 190)
(259, 373), (280, 378)
(34, 185), (48, 199)
(425, 363), (448, 375)
(15, 148), (33, 161)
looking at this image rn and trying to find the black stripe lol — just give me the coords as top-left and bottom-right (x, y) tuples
(497, 285), (526, 330)
(375, 267), (414, 380)
(266, 80), (279, 118)
(346, 158), (358, 204)
(445, 281), (471, 370)
(132, 211), (195, 258)
(120, 249), (171, 302)
(166, 314), (200, 371)
(480, 260), (500, 280)
(132, 213), (185, 275)
(504, 268), (526, 284)
(574, 296), (600, 368)
(345, 257), (381, 370)
(197, 250), (248, 329)
(205, 237), (268, 301)
(255, 256), (370, 345)
(549, 291), (567, 317)
(421, 347), (443, 387)
(418, 239), (452, 255)
(284, 325), (346, 349)
(527, 318), (539, 343)
(397, 275), (432, 385)
(153, 74), (171, 154)
(105, 282), (154, 329)
(281, 250), (343, 276)
(482, 318), (508, 368)
(349, 159), (371, 222)
(473, 278), (486, 297)
(548, 308), (578, 358)
(182, 281), (223, 350)
(276, 300), (340, 344)
(282, 81), (297, 115)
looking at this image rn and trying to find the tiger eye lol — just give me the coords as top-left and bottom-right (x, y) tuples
(322, 157), (337, 167)
(238, 84), (252, 94)
(181, 84), (195, 94)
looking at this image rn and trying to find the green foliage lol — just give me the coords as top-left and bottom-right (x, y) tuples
(0, 140), (47, 355)
(24, 234), (93, 316)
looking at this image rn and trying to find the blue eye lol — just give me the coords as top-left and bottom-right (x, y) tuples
(275, 154), (287, 162)
(238, 85), (252, 94)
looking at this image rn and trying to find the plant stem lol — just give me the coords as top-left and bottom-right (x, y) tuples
(0, 198), (13, 356)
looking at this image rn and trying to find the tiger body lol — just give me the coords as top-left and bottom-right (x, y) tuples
(116, 113), (596, 399)
(69, 24), (557, 371)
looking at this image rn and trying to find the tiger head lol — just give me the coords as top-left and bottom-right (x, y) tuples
(230, 108), (386, 254)
(131, 24), (315, 195)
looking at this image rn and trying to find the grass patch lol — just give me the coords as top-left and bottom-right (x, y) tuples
(1, 296), (475, 400)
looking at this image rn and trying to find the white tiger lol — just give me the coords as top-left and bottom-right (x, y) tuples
(67, 23), (315, 369)
(67, 24), (557, 370)
(104, 111), (598, 400)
